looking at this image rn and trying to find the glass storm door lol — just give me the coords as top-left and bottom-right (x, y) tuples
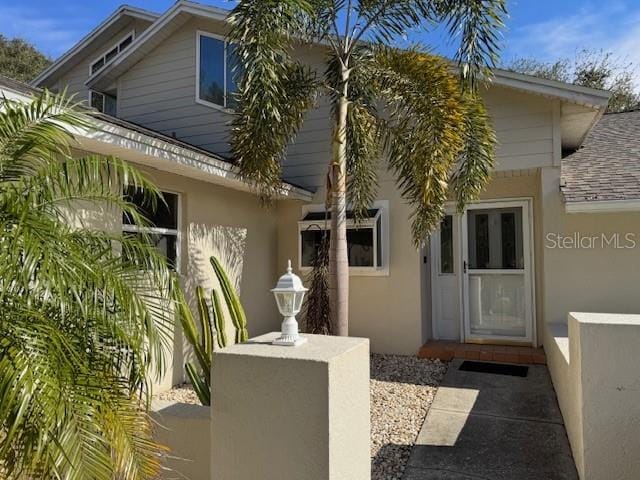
(461, 200), (534, 343)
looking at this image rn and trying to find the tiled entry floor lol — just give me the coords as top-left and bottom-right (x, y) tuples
(403, 359), (577, 480)
(418, 341), (546, 365)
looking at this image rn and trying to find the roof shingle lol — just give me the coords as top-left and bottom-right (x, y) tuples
(561, 110), (640, 203)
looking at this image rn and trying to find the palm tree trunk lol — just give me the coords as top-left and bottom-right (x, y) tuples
(329, 61), (350, 336)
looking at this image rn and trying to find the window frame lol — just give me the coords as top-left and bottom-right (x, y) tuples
(297, 200), (390, 277)
(122, 189), (182, 272)
(89, 30), (135, 76)
(88, 90), (117, 115)
(195, 30), (238, 112)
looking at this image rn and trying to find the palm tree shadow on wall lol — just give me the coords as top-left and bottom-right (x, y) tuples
(171, 222), (247, 384)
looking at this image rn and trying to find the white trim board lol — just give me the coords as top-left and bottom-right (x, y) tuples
(565, 199), (640, 214)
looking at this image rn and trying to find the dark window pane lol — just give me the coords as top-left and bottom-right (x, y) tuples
(90, 91), (103, 110)
(440, 215), (453, 274)
(119, 35), (133, 50)
(125, 232), (177, 270)
(468, 208), (524, 269)
(471, 213), (490, 269)
(301, 224), (378, 268)
(103, 94), (117, 116)
(347, 228), (374, 267)
(199, 35), (225, 106)
(123, 188), (178, 230)
(301, 229), (327, 267)
(105, 46), (118, 62)
(501, 212), (517, 269)
(91, 58), (104, 74)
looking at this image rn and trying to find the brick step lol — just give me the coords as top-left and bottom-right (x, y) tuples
(418, 341), (546, 365)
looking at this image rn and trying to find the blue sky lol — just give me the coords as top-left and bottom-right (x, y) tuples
(1, 0), (639, 83)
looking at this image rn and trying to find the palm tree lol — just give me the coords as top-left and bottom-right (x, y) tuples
(229, 0), (505, 335)
(0, 91), (176, 479)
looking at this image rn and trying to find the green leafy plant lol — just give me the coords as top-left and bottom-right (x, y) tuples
(177, 255), (249, 405)
(229, 0), (505, 335)
(0, 91), (176, 479)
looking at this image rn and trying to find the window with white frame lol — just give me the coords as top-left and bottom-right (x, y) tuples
(90, 90), (117, 116)
(123, 188), (180, 270)
(298, 202), (388, 274)
(196, 31), (240, 109)
(90, 32), (134, 75)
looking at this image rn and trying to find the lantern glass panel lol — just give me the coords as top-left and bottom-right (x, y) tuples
(275, 291), (295, 316)
(294, 291), (306, 312)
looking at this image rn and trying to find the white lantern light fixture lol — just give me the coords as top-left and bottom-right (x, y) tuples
(271, 260), (308, 346)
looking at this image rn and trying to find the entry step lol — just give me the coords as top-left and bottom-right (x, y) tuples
(418, 341), (546, 365)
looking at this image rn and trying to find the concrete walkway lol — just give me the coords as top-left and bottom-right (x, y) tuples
(403, 359), (578, 480)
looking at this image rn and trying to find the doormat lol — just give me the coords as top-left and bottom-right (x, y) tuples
(459, 360), (528, 377)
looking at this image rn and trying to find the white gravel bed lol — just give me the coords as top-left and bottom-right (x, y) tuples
(154, 383), (200, 404)
(153, 354), (447, 479)
(370, 354), (447, 480)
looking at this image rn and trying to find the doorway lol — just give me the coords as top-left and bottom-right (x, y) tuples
(430, 199), (534, 344)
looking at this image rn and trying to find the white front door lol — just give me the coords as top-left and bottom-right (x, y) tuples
(431, 199), (534, 344)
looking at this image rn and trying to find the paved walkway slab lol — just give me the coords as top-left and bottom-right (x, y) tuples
(404, 359), (577, 480)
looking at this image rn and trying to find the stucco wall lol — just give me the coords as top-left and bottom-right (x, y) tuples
(546, 313), (640, 480)
(212, 333), (370, 480)
(137, 166), (284, 390)
(278, 170), (544, 355)
(540, 166), (640, 328)
(151, 400), (211, 480)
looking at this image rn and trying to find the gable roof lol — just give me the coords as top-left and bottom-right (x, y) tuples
(86, 1), (228, 91)
(562, 110), (640, 212)
(31, 5), (160, 87)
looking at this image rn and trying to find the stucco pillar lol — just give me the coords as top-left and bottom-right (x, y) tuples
(211, 332), (371, 480)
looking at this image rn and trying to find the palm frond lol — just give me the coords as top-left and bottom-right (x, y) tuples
(450, 92), (496, 210)
(0, 92), (175, 479)
(373, 48), (466, 243)
(0, 89), (89, 182)
(432, 0), (507, 89)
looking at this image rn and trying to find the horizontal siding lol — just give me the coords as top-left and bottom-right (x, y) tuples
(118, 17), (234, 158)
(115, 16), (554, 190)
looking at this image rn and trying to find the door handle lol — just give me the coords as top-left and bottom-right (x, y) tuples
(463, 260), (467, 273)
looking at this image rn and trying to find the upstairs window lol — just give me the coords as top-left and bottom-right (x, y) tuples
(196, 31), (240, 109)
(90, 90), (117, 116)
(90, 32), (135, 75)
(298, 202), (389, 276)
(123, 188), (180, 270)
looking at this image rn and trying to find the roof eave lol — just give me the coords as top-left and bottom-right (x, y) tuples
(31, 5), (160, 87)
(490, 69), (611, 109)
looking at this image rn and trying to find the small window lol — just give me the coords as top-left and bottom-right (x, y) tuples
(89, 91), (117, 116)
(197, 32), (241, 109)
(440, 215), (454, 274)
(123, 188), (180, 269)
(90, 32), (135, 75)
(298, 206), (387, 273)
